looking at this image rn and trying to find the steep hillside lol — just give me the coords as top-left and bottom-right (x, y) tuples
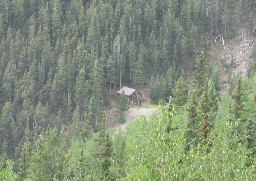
(209, 29), (256, 92)
(0, 1), (256, 180)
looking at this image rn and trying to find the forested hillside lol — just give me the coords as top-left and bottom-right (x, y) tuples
(0, 0), (256, 180)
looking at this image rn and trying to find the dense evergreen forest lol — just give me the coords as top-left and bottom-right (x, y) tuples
(0, 0), (256, 180)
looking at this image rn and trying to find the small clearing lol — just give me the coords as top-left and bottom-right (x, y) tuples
(112, 106), (158, 132)
(107, 85), (158, 132)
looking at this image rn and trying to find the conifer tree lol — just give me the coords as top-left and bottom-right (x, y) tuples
(193, 52), (208, 96)
(229, 78), (246, 122)
(199, 115), (210, 146)
(86, 16), (98, 53)
(197, 80), (219, 145)
(18, 141), (31, 181)
(106, 56), (116, 93)
(172, 76), (188, 107)
(198, 83), (211, 119)
(78, 141), (87, 180)
(164, 66), (175, 99)
(51, 0), (62, 47)
(112, 35), (124, 89)
(0, 102), (15, 155)
(132, 50), (145, 89)
(91, 58), (104, 106)
(185, 87), (199, 152)
(33, 102), (47, 134)
(28, 128), (65, 181)
(74, 68), (89, 116)
(206, 80), (219, 120)
(71, 105), (82, 139)
(88, 95), (99, 128)
(66, 53), (76, 94)
(3, 62), (16, 102)
(150, 76), (166, 103)
(21, 72), (35, 101)
(246, 119), (256, 165)
(118, 140), (126, 177)
(100, 133), (113, 180)
(127, 41), (137, 81)
(210, 68), (221, 92)
(185, 53), (210, 151)
(229, 78), (247, 142)
(117, 92), (129, 117)
(0, 0), (9, 37)
(50, 55), (67, 113)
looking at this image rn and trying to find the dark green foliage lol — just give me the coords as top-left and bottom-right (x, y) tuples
(246, 119), (256, 165)
(74, 68), (88, 116)
(18, 142), (31, 181)
(198, 80), (219, 124)
(28, 128), (65, 181)
(132, 47), (145, 89)
(117, 92), (129, 115)
(228, 78), (248, 150)
(229, 79), (247, 123)
(1, 75), (254, 180)
(150, 76), (166, 103)
(150, 66), (177, 103)
(119, 117), (126, 124)
(117, 140), (126, 177)
(193, 52), (209, 96)
(100, 133), (113, 179)
(78, 141), (86, 180)
(3, 62), (16, 102)
(0, 102), (15, 156)
(173, 76), (188, 107)
(245, 86), (256, 161)
(91, 58), (104, 106)
(185, 53), (219, 151)
(185, 87), (199, 151)
(198, 82), (218, 146)
(87, 95), (99, 128)
(210, 68), (222, 93)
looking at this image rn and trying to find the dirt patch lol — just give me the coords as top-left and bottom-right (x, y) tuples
(108, 106), (158, 132)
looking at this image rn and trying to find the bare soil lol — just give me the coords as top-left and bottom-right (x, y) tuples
(111, 106), (158, 132)
(209, 29), (255, 93)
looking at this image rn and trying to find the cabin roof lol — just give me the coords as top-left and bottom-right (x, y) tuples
(117, 86), (136, 96)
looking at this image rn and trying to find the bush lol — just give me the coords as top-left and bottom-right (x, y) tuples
(119, 116), (126, 124)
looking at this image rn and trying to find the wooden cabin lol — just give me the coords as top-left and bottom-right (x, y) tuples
(117, 86), (142, 105)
